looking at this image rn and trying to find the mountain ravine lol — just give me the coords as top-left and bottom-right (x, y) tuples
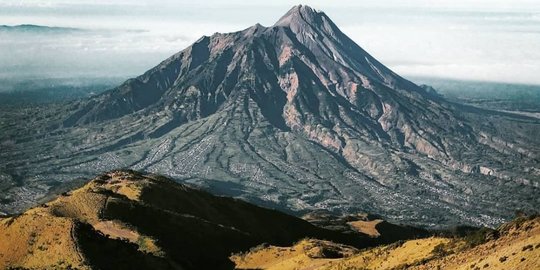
(0, 5), (539, 228)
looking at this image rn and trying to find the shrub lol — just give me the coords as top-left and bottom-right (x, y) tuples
(463, 227), (497, 248)
(522, 244), (533, 251)
(431, 243), (449, 257)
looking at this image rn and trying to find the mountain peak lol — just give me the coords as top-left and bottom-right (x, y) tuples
(273, 4), (345, 44)
(274, 5), (322, 27)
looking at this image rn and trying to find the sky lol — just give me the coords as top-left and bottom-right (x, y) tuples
(1, 0), (540, 85)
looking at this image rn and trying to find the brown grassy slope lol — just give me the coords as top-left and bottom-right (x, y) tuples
(0, 170), (377, 270)
(0, 212), (87, 270)
(232, 239), (359, 270)
(232, 216), (540, 270)
(232, 237), (449, 270)
(0, 171), (175, 270)
(348, 219), (383, 237)
(411, 215), (540, 270)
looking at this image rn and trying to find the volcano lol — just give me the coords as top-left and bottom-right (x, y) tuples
(1, 5), (539, 228)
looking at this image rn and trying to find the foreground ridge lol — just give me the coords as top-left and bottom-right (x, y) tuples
(232, 215), (540, 270)
(1, 170), (419, 270)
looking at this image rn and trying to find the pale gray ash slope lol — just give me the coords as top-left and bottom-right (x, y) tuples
(1, 5), (539, 228)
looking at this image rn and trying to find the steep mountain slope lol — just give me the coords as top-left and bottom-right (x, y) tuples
(0, 5), (539, 228)
(0, 170), (380, 270)
(232, 215), (540, 270)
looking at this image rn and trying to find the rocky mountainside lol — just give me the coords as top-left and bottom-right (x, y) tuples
(0, 5), (539, 228)
(0, 170), (424, 270)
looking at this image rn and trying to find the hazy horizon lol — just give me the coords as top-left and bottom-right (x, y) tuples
(1, 0), (540, 85)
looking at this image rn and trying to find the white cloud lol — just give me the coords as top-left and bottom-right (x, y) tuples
(1, 0), (539, 84)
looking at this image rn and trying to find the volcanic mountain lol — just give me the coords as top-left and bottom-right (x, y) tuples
(0, 5), (539, 228)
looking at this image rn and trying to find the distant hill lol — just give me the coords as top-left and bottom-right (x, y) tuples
(0, 24), (81, 33)
(413, 77), (540, 113)
(0, 77), (124, 104)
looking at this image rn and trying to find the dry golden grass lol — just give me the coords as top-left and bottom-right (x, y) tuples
(0, 213), (88, 269)
(333, 237), (449, 269)
(233, 237), (448, 270)
(113, 183), (143, 201)
(94, 220), (139, 242)
(95, 171), (144, 201)
(0, 171), (163, 269)
(231, 239), (358, 270)
(47, 188), (107, 224)
(137, 236), (163, 256)
(411, 217), (540, 270)
(233, 217), (540, 270)
(348, 219), (383, 237)
(93, 220), (163, 256)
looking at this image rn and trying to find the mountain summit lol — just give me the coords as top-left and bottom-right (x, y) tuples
(64, 5), (420, 128)
(2, 5), (538, 228)
(274, 5), (341, 35)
